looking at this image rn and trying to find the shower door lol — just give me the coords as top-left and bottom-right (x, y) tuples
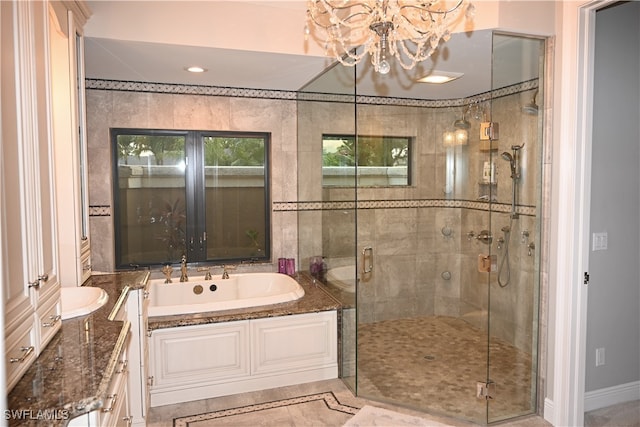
(485, 33), (544, 423)
(351, 32), (545, 425)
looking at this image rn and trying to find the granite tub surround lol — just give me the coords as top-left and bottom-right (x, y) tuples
(7, 272), (148, 426)
(148, 272), (341, 331)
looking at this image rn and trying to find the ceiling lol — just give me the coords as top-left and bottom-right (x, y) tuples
(83, 1), (542, 100)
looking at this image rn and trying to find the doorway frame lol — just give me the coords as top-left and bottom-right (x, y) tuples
(548, 1), (617, 426)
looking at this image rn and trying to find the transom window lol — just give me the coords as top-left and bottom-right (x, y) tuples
(112, 129), (270, 268)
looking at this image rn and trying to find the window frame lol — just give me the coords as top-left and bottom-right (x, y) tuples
(111, 128), (271, 269)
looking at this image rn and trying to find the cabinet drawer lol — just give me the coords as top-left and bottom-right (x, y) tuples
(37, 296), (61, 349)
(101, 335), (129, 427)
(80, 252), (92, 284)
(100, 373), (129, 427)
(6, 319), (37, 390)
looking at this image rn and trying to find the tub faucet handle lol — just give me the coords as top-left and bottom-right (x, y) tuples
(197, 267), (212, 280)
(162, 264), (173, 284)
(222, 265), (236, 279)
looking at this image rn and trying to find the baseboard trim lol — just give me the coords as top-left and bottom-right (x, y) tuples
(584, 380), (640, 412)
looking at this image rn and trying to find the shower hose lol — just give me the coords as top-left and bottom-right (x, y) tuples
(497, 217), (513, 288)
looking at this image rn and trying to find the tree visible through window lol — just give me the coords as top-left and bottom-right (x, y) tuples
(112, 129), (270, 268)
(322, 134), (411, 186)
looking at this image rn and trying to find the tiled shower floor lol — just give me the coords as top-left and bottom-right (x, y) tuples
(353, 315), (535, 424)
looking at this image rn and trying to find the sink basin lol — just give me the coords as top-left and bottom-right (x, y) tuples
(60, 287), (109, 320)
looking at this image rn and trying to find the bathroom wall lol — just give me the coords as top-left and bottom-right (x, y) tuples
(586, 1), (640, 396)
(86, 81), (540, 352)
(85, 86), (299, 273)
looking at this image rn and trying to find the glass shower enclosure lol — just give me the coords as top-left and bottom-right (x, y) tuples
(297, 31), (545, 425)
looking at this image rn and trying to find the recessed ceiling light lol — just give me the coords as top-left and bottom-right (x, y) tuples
(417, 70), (464, 84)
(186, 66), (207, 73)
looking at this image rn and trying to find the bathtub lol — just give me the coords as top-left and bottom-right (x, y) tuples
(148, 272), (305, 317)
(326, 265), (356, 293)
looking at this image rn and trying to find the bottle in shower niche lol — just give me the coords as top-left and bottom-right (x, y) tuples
(483, 161), (496, 184)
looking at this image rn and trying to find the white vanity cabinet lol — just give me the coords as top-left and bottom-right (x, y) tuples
(99, 338), (131, 427)
(123, 287), (150, 427)
(149, 311), (338, 406)
(67, 334), (131, 427)
(1, 0), (70, 391)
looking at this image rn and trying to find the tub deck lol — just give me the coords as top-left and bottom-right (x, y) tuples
(147, 272), (341, 330)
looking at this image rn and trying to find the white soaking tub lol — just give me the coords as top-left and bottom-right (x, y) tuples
(148, 272), (305, 317)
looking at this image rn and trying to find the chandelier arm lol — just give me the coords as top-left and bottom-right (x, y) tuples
(309, 0), (376, 27)
(308, 11), (377, 30)
(398, 0), (465, 15)
(393, 12), (436, 39)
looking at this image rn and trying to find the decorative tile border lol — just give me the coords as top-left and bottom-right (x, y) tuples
(274, 199), (536, 217)
(173, 392), (359, 427)
(86, 78), (538, 109)
(93, 200), (535, 217)
(85, 79), (298, 101)
(89, 205), (111, 216)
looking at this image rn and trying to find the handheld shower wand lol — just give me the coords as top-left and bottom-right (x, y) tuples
(501, 144), (524, 218)
(497, 144), (525, 287)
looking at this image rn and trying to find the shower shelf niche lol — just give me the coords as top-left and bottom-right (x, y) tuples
(477, 182), (497, 201)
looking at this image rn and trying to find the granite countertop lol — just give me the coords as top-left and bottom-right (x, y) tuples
(6, 272), (148, 426)
(7, 270), (342, 426)
(148, 271), (342, 330)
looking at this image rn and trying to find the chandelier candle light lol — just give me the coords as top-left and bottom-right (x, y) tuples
(306, 0), (475, 74)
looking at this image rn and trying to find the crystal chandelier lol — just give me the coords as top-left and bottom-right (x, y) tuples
(306, 0), (475, 74)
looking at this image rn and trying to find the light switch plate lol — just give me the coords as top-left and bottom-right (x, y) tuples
(592, 232), (608, 251)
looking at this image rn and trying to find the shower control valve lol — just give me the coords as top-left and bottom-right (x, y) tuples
(521, 230), (530, 244)
(475, 230), (493, 245)
(527, 242), (535, 257)
(467, 231), (475, 241)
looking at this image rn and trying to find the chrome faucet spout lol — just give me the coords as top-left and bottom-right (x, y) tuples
(180, 255), (188, 282)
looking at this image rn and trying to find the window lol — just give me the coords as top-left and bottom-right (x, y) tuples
(112, 129), (270, 268)
(322, 134), (411, 186)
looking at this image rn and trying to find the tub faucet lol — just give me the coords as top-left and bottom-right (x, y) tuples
(222, 265), (236, 279)
(162, 264), (173, 284)
(180, 255), (188, 282)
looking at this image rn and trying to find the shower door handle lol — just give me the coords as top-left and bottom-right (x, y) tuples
(362, 246), (373, 274)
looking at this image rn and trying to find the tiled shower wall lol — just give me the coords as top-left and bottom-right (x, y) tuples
(297, 86), (541, 353)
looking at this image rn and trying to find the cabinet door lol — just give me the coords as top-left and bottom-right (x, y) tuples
(2, 0), (60, 388)
(250, 311), (337, 375)
(150, 321), (250, 389)
(1, 0), (36, 332)
(50, 8), (91, 287)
